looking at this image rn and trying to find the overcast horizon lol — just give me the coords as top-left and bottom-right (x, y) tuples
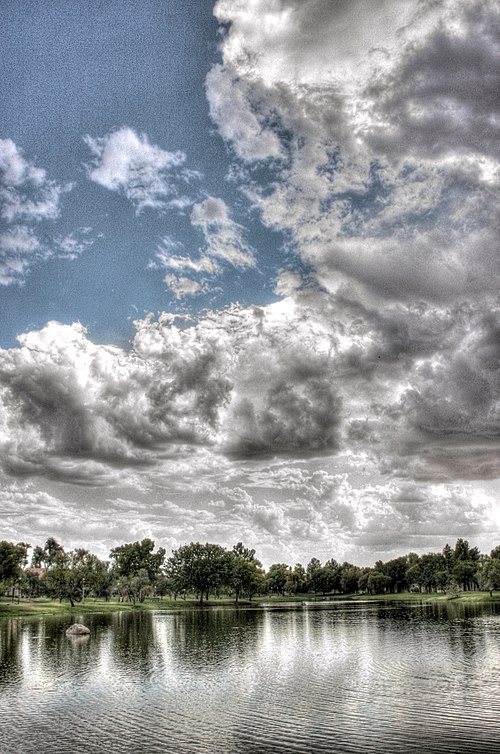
(1, 0), (500, 568)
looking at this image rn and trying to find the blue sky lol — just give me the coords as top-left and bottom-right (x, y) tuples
(0, 0), (288, 347)
(2, 0), (500, 567)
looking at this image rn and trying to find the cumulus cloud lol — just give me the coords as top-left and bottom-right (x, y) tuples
(155, 238), (218, 275)
(202, 0), (500, 488)
(0, 226), (40, 286)
(3, 0), (500, 564)
(2, 296), (500, 563)
(0, 301), (338, 481)
(84, 127), (196, 212)
(209, 0), (500, 310)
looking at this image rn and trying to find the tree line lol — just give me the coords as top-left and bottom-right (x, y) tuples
(2, 536), (500, 606)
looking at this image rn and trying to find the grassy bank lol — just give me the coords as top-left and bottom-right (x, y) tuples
(2, 590), (500, 618)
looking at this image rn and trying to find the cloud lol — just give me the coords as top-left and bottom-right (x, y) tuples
(0, 139), (77, 284)
(55, 228), (96, 260)
(155, 238), (219, 275)
(190, 196), (255, 268)
(0, 138), (63, 224)
(0, 301), (339, 482)
(164, 274), (203, 299)
(0, 226), (40, 286)
(205, 65), (284, 162)
(200, 0), (500, 486)
(365, 1), (500, 162)
(84, 127), (196, 212)
(209, 0), (500, 314)
(2, 298), (500, 564)
(3, 0), (500, 563)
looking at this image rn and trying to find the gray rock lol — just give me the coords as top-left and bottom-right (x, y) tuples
(66, 623), (90, 636)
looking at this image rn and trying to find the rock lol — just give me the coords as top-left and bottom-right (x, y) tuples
(66, 623), (90, 636)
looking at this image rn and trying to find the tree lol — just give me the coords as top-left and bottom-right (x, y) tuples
(479, 557), (500, 592)
(166, 542), (233, 603)
(109, 539), (165, 586)
(367, 571), (390, 595)
(306, 558), (322, 594)
(452, 538), (480, 591)
(30, 545), (45, 569)
(383, 556), (409, 593)
(229, 543), (264, 603)
(286, 564), (307, 595)
(322, 559), (342, 593)
(340, 563), (361, 594)
(115, 569), (151, 605)
(266, 564), (290, 595)
(406, 552), (446, 593)
(0, 541), (29, 591)
(42, 537), (65, 567)
(39, 546), (111, 606)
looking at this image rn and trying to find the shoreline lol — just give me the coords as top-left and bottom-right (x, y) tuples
(2, 590), (500, 618)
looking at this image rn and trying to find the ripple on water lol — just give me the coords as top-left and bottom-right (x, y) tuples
(2, 603), (500, 753)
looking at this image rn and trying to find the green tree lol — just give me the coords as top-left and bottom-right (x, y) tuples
(266, 563), (290, 595)
(0, 541), (29, 591)
(30, 545), (45, 568)
(109, 539), (166, 586)
(40, 546), (78, 606)
(383, 556), (409, 593)
(42, 537), (66, 567)
(286, 563), (307, 594)
(340, 563), (361, 594)
(452, 538), (480, 591)
(39, 546), (111, 606)
(479, 556), (500, 592)
(229, 543), (264, 603)
(115, 568), (151, 605)
(306, 558), (322, 594)
(166, 542), (233, 603)
(367, 570), (390, 594)
(322, 559), (342, 593)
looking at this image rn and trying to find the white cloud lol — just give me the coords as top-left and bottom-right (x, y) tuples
(0, 138), (63, 223)
(208, 0), (500, 318)
(84, 127), (195, 212)
(0, 139), (77, 284)
(0, 226), (41, 286)
(153, 237), (220, 281)
(164, 274), (202, 299)
(3, 0), (500, 563)
(190, 196), (255, 268)
(205, 65), (284, 162)
(2, 297), (500, 563)
(56, 228), (96, 260)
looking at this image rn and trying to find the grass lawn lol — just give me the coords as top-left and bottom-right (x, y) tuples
(1, 590), (499, 618)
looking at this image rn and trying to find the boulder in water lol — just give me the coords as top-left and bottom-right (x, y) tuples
(66, 623), (90, 636)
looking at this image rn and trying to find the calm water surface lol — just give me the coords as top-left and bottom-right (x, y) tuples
(1, 601), (500, 754)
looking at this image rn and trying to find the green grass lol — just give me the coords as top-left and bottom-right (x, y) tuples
(2, 590), (499, 618)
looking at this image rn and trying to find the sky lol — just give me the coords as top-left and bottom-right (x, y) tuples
(1, 0), (500, 568)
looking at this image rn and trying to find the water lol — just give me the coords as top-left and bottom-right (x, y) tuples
(1, 601), (500, 754)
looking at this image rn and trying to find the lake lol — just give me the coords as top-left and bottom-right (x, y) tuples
(1, 600), (500, 753)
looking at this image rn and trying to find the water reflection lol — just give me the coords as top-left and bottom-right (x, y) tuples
(1, 602), (500, 754)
